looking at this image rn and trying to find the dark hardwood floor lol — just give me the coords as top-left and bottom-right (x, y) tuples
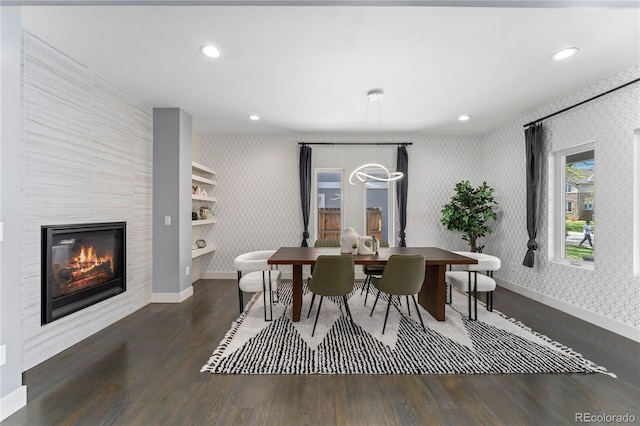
(4, 279), (639, 425)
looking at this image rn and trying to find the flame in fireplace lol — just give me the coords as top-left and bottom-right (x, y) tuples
(68, 245), (113, 279)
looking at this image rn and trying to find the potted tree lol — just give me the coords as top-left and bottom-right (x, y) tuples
(440, 180), (498, 253)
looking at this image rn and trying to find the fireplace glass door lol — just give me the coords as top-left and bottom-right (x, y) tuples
(42, 222), (126, 324)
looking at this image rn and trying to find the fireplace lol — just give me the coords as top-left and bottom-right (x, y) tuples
(41, 222), (126, 324)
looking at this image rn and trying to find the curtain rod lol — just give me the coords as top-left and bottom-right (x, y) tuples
(298, 142), (412, 146)
(524, 77), (640, 128)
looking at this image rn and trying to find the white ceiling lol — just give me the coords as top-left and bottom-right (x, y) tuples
(20, 3), (640, 135)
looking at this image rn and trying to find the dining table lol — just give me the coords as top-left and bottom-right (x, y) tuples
(268, 246), (478, 322)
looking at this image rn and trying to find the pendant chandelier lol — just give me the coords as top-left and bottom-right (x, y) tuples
(349, 89), (404, 185)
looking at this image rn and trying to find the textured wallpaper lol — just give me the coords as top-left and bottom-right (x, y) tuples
(21, 32), (153, 369)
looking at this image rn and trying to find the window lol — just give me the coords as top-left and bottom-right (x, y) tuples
(363, 171), (395, 244)
(551, 142), (595, 266)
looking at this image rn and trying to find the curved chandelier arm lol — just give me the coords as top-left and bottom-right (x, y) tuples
(358, 171), (404, 182)
(349, 163), (404, 185)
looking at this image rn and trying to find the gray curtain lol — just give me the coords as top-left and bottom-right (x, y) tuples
(396, 145), (408, 247)
(299, 144), (312, 247)
(522, 123), (543, 267)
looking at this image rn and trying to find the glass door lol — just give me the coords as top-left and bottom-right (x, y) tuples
(314, 169), (343, 244)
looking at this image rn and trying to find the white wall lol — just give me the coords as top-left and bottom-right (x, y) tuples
(21, 32), (153, 370)
(482, 66), (640, 337)
(198, 133), (484, 275)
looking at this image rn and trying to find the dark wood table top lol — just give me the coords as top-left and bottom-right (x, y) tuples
(268, 246), (478, 266)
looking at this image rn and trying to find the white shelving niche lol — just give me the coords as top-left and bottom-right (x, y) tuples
(191, 161), (217, 262)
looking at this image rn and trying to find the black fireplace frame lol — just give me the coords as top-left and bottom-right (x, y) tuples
(41, 222), (126, 325)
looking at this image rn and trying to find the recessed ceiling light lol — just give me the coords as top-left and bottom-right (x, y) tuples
(248, 115), (260, 121)
(458, 115), (471, 121)
(200, 44), (221, 58)
(551, 47), (578, 61)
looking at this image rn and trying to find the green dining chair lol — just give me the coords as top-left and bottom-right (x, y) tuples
(307, 255), (355, 337)
(310, 238), (341, 275)
(360, 239), (389, 305)
(313, 238), (341, 247)
(369, 254), (426, 334)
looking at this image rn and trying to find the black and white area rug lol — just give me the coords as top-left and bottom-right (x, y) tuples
(202, 281), (613, 376)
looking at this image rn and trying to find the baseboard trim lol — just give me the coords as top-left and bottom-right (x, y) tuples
(201, 271), (236, 280)
(151, 286), (193, 303)
(497, 278), (639, 342)
(1, 385), (27, 421)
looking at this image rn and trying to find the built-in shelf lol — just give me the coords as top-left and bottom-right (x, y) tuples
(192, 246), (215, 258)
(192, 161), (216, 175)
(192, 195), (216, 202)
(192, 160), (217, 265)
(192, 174), (217, 185)
(192, 218), (217, 226)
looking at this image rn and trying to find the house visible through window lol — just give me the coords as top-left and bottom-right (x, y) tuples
(553, 143), (595, 265)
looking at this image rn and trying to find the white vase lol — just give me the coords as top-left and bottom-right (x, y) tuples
(341, 227), (359, 253)
(357, 236), (374, 255)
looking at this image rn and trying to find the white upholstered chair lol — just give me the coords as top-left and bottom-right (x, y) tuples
(234, 250), (281, 321)
(445, 251), (501, 320)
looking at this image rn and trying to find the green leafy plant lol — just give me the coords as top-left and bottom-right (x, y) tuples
(440, 181), (498, 253)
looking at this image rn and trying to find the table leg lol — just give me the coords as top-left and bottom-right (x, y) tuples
(418, 264), (446, 321)
(292, 264), (303, 322)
